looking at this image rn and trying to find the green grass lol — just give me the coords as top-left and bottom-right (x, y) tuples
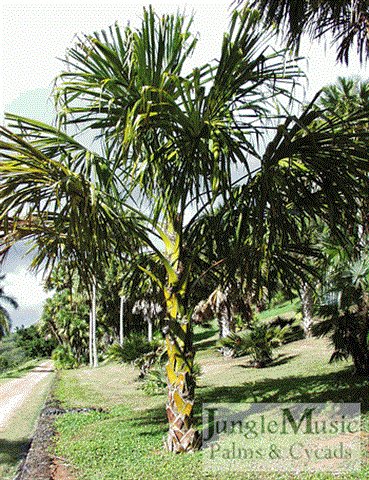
(59, 405), (369, 480)
(54, 361), (165, 411)
(256, 298), (300, 322)
(53, 333), (369, 480)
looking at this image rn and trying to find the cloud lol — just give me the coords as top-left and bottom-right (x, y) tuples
(0, 242), (54, 329)
(4, 268), (51, 309)
(9, 306), (45, 331)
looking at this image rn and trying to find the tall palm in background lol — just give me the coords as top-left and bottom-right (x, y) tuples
(0, 275), (18, 339)
(313, 244), (369, 374)
(1, 6), (369, 453)
(320, 76), (369, 116)
(310, 77), (369, 372)
(246, 0), (369, 63)
(319, 77), (369, 238)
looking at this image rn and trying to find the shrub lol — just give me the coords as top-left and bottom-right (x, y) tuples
(269, 317), (304, 343)
(15, 324), (57, 358)
(106, 334), (155, 364)
(0, 335), (27, 373)
(138, 361), (202, 395)
(0, 355), (12, 372)
(133, 345), (167, 376)
(312, 311), (369, 374)
(138, 368), (167, 395)
(218, 322), (290, 367)
(52, 345), (80, 370)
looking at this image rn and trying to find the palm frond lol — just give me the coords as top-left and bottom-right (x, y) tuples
(246, 0), (369, 64)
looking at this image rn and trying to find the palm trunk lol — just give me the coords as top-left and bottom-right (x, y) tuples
(148, 317), (153, 343)
(218, 308), (234, 338)
(119, 296), (124, 345)
(157, 224), (200, 452)
(356, 292), (369, 374)
(89, 310), (93, 366)
(213, 287), (235, 356)
(164, 320), (200, 453)
(300, 282), (314, 338)
(48, 318), (63, 346)
(349, 333), (369, 374)
(92, 280), (98, 368)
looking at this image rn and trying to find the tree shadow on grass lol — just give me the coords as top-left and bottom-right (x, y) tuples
(0, 363), (47, 379)
(126, 407), (168, 439)
(195, 339), (218, 351)
(0, 438), (31, 466)
(268, 354), (298, 367)
(123, 365), (369, 443)
(195, 367), (369, 415)
(236, 354), (298, 369)
(130, 404), (167, 426)
(194, 330), (216, 344)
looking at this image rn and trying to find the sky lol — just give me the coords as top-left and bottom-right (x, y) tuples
(0, 1), (368, 330)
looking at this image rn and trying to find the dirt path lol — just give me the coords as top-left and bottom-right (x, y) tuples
(0, 360), (54, 433)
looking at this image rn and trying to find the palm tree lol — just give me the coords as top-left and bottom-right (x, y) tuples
(1, 7), (369, 453)
(246, 0), (369, 63)
(313, 244), (369, 374)
(319, 76), (369, 116)
(0, 7), (299, 451)
(49, 7), (304, 452)
(0, 275), (18, 339)
(308, 77), (369, 369)
(318, 77), (369, 241)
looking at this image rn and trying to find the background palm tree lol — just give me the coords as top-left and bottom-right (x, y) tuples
(308, 76), (369, 372)
(319, 76), (369, 116)
(313, 244), (369, 374)
(0, 275), (18, 339)
(246, 0), (369, 63)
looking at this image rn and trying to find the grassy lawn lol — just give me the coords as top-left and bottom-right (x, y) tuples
(53, 332), (369, 480)
(255, 298), (301, 322)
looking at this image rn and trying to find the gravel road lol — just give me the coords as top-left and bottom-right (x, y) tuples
(0, 360), (54, 433)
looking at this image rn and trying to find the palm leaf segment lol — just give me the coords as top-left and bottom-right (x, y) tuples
(0, 115), (141, 284)
(204, 97), (369, 297)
